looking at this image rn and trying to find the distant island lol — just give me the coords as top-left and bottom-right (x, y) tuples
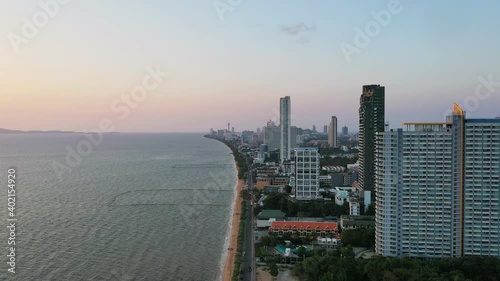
(0, 128), (119, 134)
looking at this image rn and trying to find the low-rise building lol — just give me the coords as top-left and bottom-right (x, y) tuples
(256, 210), (286, 228)
(349, 201), (360, 216)
(256, 166), (279, 177)
(256, 177), (272, 190)
(281, 160), (295, 175)
(319, 175), (332, 187)
(315, 237), (340, 248)
(340, 215), (375, 230)
(322, 165), (346, 173)
(343, 170), (359, 186)
(272, 176), (290, 186)
(263, 185), (285, 193)
(334, 186), (356, 206)
(269, 221), (338, 237)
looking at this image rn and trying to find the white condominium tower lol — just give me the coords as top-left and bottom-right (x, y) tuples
(280, 96), (291, 162)
(375, 104), (500, 258)
(294, 147), (320, 200)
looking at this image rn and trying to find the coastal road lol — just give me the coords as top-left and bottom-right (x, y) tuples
(239, 158), (255, 281)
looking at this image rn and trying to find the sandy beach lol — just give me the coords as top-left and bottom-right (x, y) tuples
(221, 178), (245, 281)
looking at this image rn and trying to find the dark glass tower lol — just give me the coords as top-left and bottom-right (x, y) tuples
(359, 85), (385, 191)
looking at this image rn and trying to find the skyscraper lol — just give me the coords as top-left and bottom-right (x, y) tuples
(375, 104), (500, 258)
(359, 84), (385, 191)
(328, 116), (338, 148)
(291, 126), (298, 150)
(312, 125), (316, 132)
(294, 147), (320, 200)
(342, 126), (349, 135)
(462, 116), (500, 257)
(323, 125), (328, 134)
(264, 120), (281, 151)
(280, 96), (291, 162)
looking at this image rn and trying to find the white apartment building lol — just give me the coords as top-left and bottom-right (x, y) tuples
(462, 119), (500, 257)
(375, 104), (500, 258)
(294, 147), (320, 200)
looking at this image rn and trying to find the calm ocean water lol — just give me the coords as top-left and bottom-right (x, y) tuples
(0, 133), (237, 281)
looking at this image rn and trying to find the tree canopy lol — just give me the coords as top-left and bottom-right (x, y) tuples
(294, 255), (500, 281)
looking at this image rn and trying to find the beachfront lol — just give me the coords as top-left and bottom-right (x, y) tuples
(221, 179), (245, 281)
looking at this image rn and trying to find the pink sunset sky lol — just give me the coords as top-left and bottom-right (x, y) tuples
(1, 1), (499, 132)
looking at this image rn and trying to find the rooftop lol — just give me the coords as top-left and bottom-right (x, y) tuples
(257, 209), (286, 220)
(341, 215), (375, 221)
(270, 221), (338, 231)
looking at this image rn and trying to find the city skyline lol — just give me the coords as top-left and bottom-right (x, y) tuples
(1, 1), (500, 133)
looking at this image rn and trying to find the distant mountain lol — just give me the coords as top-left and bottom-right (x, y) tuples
(0, 128), (120, 134)
(0, 128), (79, 134)
(0, 128), (24, 134)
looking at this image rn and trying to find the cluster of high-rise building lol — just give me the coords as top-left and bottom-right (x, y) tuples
(210, 85), (499, 258)
(350, 84), (499, 258)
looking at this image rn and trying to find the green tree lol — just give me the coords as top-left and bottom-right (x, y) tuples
(269, 262), (279, 277)
(297, 246), (307, 258)
(341, 228), (375, 248)
(340, 245), (355, 258)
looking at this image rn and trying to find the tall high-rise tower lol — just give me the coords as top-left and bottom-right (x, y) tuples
(328, 116), (338, 148)
(359, 85), (385, 191)
(264, 120), (281, 151)
(375, 104), (500, 258)
(280, 96), (291, 162)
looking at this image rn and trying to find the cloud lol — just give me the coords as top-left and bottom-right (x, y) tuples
(280, 23), (317, 36)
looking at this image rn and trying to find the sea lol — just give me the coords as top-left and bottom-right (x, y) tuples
(0, 133), (237, 281)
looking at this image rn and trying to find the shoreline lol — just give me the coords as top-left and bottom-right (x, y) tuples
(205, 135), (248, 281)
(220, 177), (245, 281)
(217, 171), (238, 281)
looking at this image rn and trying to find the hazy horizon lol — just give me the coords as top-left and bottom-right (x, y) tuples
(1, 0), (499, 133)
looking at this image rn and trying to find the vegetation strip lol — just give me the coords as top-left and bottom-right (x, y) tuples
(204, 135), (249, 280)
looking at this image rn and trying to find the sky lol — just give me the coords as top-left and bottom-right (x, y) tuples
(1, 0), (499, 133)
